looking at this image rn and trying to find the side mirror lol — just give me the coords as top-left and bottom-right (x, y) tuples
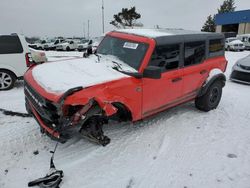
(143, 66), (161, 79)
(83, 46), (93, 58)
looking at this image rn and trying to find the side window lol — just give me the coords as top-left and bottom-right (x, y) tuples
(209, 39), (224, 57)
(184, 41), (205, 67)
(0, 36), (23, 54)
(149, 44), (180, 72)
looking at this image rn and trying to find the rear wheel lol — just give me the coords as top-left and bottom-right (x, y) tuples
(195, 80), (223, 112)
(0, 70), (16, 91)
(66, 46), (70, 51)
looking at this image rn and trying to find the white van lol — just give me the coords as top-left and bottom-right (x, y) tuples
(237, 34), (250, 50)
(0, 34), (33, 90)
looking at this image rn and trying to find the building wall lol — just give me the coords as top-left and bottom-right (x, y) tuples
(238, 23), (250, 34)
(245, 23), (250, 34)
(216, 25), (222, 33)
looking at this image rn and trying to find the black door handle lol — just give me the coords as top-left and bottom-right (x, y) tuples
(172, 77), (182, 83)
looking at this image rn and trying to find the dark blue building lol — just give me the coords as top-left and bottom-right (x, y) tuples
(215, 9), (250, 35)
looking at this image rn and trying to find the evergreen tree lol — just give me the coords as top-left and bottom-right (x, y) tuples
(110, 7), (142, 28)
(201, 0), (236, 32)
(201, 15), (216, 32)
(218, 0), (236, 13)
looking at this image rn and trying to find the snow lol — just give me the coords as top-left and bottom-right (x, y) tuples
(117, 28), (174, 38)
(45, 51), (84, 62)
(230, 40), (244, 45)
(206, 68), (223, 83)
(32, 55), (129, 94)
(1, 51), (250, 188)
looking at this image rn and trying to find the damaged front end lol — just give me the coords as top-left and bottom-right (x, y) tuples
(24, 81), (115, 146)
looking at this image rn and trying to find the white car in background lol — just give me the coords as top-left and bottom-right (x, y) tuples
(56, 40), (78, 51)
(0, 34), (33, 90)
(43, 39), (55, 51)
(44, 38), (65, 51)
(225, 37), (245, 51)
(32, 40), (47, 50)
(237, 34), (250, 50)
(77, 39), (90, 51)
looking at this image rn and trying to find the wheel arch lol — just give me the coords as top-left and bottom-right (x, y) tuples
(198, 73), (226, 97)
(0, 68), (18, 79)
(111, 102), (132, 121)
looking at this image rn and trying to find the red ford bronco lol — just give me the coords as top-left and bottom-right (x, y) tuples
(24, 29), (227, 146)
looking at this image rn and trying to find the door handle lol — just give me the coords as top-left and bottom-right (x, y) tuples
(200, 70), (207, 75)
(172, 77), (182, 83)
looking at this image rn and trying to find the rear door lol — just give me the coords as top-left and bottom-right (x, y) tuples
(0, 35), (27, 76)
(142, 43), (183, 117)
(182, 41), (207, 97)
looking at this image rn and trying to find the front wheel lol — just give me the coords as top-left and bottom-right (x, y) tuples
(195, 81), (223, 112)
(0, 70), (16, 91)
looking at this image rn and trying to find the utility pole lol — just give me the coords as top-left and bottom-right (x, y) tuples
(102, 0), (104, 34)
(83, 22), (86, 38)
(87, 20), (90, 39)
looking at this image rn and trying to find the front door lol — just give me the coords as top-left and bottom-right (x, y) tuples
(142, 43), (183, 118)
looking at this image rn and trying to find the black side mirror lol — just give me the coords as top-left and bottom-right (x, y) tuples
(143, 66), (161, 79)
(83, 46), (93, 58)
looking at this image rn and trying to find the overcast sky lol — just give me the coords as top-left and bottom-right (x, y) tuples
(0, 0), (249, 38)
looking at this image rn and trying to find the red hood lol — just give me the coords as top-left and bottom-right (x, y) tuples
(24, 67), (62, 102)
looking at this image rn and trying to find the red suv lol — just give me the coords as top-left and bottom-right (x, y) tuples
(24, 29), (227, 146)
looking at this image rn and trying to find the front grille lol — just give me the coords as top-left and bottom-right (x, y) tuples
(24, 80), (59, 122)
(231, 71), (250, 82)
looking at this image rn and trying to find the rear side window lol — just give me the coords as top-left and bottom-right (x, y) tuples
(0, 36), (23, 54)
(184, 41), (205, 66)
(209, 39), (224, 57)
(149, 44), (180, 72)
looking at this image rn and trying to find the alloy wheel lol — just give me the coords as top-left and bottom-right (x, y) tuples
(0, 72), (13, 90)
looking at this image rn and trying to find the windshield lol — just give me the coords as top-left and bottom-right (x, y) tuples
(97, 35), (148, 70)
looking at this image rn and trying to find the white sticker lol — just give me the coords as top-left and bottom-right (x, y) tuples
(123, 42), (138, 49)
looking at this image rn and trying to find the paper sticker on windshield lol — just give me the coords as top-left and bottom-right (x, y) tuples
(123, 42), (138, 49)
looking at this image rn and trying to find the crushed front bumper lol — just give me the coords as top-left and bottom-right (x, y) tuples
(24, 81), (68, 142)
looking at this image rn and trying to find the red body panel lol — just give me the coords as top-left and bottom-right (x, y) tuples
(142, 69), (183, 117)
(182, 56), (227, 96)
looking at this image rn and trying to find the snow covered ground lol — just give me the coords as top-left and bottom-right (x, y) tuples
(0, 51), (250, 188)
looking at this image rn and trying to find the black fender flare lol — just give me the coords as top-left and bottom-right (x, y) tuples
(197, 73), (226, 97)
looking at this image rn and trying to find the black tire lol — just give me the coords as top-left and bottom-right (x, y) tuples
(0, 70), (16, 91)
(195, 81), (223, 112)
(66, 46), (70, 51)
(227, 46), (230, 51)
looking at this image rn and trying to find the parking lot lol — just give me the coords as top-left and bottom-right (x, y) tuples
(0, 50), (250, 188)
